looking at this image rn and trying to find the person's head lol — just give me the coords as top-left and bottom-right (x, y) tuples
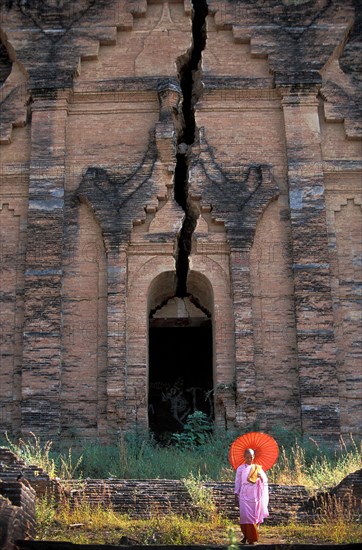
(244, 448), (255, 465)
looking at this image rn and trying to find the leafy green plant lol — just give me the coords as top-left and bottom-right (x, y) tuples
(171, 411), (213, 449)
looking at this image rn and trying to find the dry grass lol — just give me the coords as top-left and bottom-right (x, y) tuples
(36, 492), (362, 546)
(36, 498), (232, 545)
(5, 432), (57, 478)
(268, 436), (362, 490)
(275, 520), (362, 545)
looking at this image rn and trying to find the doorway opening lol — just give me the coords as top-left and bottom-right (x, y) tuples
(148, 296), (214, 442)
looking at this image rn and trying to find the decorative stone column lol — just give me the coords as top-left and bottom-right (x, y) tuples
(106, 241), (128, 435)
(21, 90), (69, 439)
(230, 243), (257, 427)
(280, 83), (340, 442)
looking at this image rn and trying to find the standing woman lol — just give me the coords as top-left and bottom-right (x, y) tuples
(234, 448), (269, 544)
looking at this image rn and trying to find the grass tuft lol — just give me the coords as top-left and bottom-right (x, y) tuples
(183, 471), (218, 520)
(5, 432), (57, 478)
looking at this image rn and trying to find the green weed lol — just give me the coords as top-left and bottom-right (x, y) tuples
(35, 495), (57, 539)
(227, 527), (239, 550)
(183, 471), (217, 520)
(58, 447), (83, 480)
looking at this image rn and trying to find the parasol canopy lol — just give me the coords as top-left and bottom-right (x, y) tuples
(228, 431), (279, 471)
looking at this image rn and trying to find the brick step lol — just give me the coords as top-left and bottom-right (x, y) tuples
(0, 448), (51, 480)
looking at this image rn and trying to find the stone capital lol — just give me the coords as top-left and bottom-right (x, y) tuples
(157, 78), (182, 119)
(29, 87), (71, 108)
(277, 75), (321, 105)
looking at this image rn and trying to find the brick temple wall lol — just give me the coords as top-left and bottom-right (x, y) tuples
(0, 0), (361, 443)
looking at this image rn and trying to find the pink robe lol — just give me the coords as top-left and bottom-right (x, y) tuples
(234, 463), (269, 525)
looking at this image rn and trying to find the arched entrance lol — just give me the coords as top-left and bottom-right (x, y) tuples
(148, 273), (214, 441)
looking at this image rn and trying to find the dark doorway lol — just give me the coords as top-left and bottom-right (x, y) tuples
(148, 318), (213, 441)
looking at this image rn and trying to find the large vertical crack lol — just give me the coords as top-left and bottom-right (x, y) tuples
(174, 0), (208, 297)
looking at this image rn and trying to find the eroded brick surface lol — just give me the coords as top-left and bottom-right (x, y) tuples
(0, 0), (361, 443)
(0, 479), (36, 550)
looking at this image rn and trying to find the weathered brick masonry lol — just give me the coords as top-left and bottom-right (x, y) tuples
(0, 478), (36, 550)
(63, 470), (362, 523)
(0, 0), (361, 443)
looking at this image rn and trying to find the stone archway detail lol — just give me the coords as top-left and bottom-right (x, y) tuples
(125, 253), (235, 430)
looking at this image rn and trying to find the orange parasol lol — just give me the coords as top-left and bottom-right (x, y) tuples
(228, 431), (279, 471)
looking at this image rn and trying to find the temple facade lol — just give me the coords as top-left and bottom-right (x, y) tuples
(0, 0), (361, 444)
